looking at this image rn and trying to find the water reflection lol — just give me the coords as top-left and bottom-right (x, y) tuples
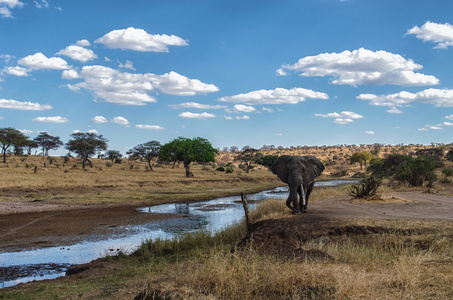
(0, 179), (358, 288)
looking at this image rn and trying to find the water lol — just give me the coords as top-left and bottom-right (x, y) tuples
(0, 180), (357, 288)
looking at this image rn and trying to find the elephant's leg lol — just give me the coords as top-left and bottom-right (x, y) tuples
(302, 182), (315, 213)
(287, 188), (300, 214)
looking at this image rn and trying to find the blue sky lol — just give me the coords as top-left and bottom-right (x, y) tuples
(1, 0), (453, 155)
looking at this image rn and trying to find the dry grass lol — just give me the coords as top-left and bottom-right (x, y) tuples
(0, 155), (282, 205)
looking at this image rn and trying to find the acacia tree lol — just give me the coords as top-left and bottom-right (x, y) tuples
(127, 140), (161, 171)
(349, 151), (374, 170)
(34, 132), (63, 156)
(159, 137), (218, 177)
(105, 150), (122, 163)
(65, 132), (108, 169)
(0, 127), (28, 163)
(235, 148), (263, 173)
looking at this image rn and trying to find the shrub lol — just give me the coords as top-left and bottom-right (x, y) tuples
(216, 166), (225, 172)
(105, 162), (113, 167)
(442, 167), (453, 177)
(349, 176), (382, 199)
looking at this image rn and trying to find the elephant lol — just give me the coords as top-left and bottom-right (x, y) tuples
(271, 155), (325, 214)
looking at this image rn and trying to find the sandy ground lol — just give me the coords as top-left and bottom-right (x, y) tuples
(0, 185), (452, 253)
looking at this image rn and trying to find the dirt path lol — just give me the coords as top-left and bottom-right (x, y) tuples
(0, 186), (452, 253)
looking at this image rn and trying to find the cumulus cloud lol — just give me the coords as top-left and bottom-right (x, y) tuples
(236, 115), (250, 120)
(112, 116), (130, 126)
(33, 116), (69, 123)
(118, 60), (135, 70)
(225, 116), (233, 120)
(315, 111), (363, 124)
(76, 39), (91, 47)
(407, 21), (453, 49)
(0, 99), (52, 110)
(3, 66), (28, 76)
(229, 104), (256, 113)
(178, 112), (216, 120)
(149, 71), (219, 96)
(219, 87), (328, 105)
(92, 115), (108, 123)
(357, 88), (453, 113)
(62, 69), (80, 79)
(169, 102), (227, 109)
(446, 114), (453, 120)
(18, 52), (70, 70)
(19, 128), (33, 135)
(95, 27), (188, 52)
(0, 0), (24, 18)
(279, 48), (439, 86)
(65, 66), (218, 105)
(56, 45), (97, 63)
(365, 131), (375, 135)
(135, 124), (164, 130)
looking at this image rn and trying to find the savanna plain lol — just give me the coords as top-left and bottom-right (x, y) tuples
(1, 144), (453, 299)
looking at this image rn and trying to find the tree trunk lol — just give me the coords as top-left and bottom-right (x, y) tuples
(147, 159), (154, 171)
(183, 160), (193, 177)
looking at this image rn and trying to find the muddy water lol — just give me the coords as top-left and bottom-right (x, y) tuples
(0, 180), (357, 288)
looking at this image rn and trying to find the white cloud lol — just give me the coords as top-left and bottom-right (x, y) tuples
(118, 60), (135, 70)
(3, 66), (28, 76)
(135, 124), (164, 130)
(178, 112), (216, 120)
(443, 122), (453, 126)
(92, 116), (108, 123)
(276, 68), (287, 76)
(387, 107), (404, 114)
(169, 102), (227, 109)
(407, 21), (453, 49)
(19, 129), (33, 134)
(262, 107), (274, 113)
(34, 0), (48, 9)
(87, 129), (98, 134)
(225, 116), (233, 120)
(0, 0), (24, 18)
(56, 45), (97, 63)
(65, 66), (218, 105)
(18, 53), (70, 70)
(446, 114), (453, 120)
(112, 116), (130, 126)
(62, 69), (80, 79)
(149, 71), (219, 96)
(219, 87), (328, 105)
(0, 99), (52, 110)
(365, 131), (375, 135)
(315, 111), (363, 124)
(357, 88), (453, 113)
(0, 54), (14, 63)
(236, 115), (250, 120)
(95, 27), (188, 52)
(229, 104), (256, 113)
(280, 48), (439, 86)
(33, 116), (69, 123)
(76, 39), (91, 47)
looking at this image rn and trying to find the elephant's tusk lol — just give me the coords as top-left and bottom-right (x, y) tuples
(300, 183), (306, 206)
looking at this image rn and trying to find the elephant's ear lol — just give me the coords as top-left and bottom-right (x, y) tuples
(305, 156), (325, 182)
(271, 155), (291, 184)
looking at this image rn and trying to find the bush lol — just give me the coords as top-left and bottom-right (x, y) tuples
(105, 162), (113, 167)
(349, 176), (382, 199)
(216, 166), (225, 172)
(442, 167), (453, 177)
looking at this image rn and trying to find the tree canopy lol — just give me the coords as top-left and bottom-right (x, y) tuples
(127, 140), (161, 171)
(235, 148), (263, 173)
(105, 150), (122, 163)
(33, 132), (63, 156)
(159, 137), (218, 177)
(349, 151), (374, 170)
(65, 132), (108, 169)
(0, 127), (28, 163)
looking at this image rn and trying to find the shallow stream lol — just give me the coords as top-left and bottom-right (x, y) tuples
(0, 180), (357, 288)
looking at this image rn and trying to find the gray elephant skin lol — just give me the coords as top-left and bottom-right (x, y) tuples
(271, 155), (325, 214)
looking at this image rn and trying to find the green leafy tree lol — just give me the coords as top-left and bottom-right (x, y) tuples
(0, 127), (28, 163)
(159, 137), (218, 177)
(260, 155), (279, 169)
(65, 132), (108, 169)
(33, 132), (63, 156)
(235, 148), (263, 173)
(127, 141), (161, 171)
(349, 151), (374, 170)
(105, 150), (122, 163)
(23, 139), (39, 155)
